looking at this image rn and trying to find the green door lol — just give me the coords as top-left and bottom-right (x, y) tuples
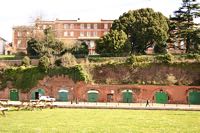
(155, 92), (168, 104)
(122, 90), (133, 103)
(58, 90), (68, 101)
(10, 90), (19, 101)
(88, 91), (98, 102)
(189, 91), (200, 104)
(31, 88), (45, 100)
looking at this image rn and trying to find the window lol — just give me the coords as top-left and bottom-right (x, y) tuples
(64, 24), (69, 29)
(80, 32), (84, 37)
(93, 32), (97, 37)
(17, 32), (22, 37)
(87, 32), (91, 37)
(104, 24), (108, 29)
(70, 31), (74, 37)
(64, 31), (68, 37)
(87, 24), (91, 29)
(94, 24), (98, 29)
(80, 24), (84, 29)
(17, 40), (22, 48)
(70, 24), (74, 29)
(43, 25), (47, 29)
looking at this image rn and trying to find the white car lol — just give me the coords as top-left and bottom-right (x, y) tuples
(39, 96), (55, 102)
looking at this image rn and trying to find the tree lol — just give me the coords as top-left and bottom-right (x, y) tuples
(27, 38), (39, 57)
(112, 8), (169, 54)
(72, 41), (89, 56)
(96, 30), (130, 55)
(27, 27), (70, 66)
(171, 0), (200, 53)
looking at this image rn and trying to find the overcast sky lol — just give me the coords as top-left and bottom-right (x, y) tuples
(0, 0), (199, 42)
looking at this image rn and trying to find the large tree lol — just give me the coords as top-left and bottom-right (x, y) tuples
(171, 0), (200, 53)
(27, 27), (68, 57)
(96, 30), (130, 55)
(112, 8), (169, 54)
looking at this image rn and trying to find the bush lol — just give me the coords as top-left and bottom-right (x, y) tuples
(21, 56), (31, 66)
(61, 53), (77, 67)
(38, 56), (51, 72)
(155, 53), (174, 63)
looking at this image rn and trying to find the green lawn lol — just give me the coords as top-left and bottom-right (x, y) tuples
(0, 109), (199, 133)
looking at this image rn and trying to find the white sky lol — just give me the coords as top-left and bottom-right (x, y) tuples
(0, 0), (199, 42)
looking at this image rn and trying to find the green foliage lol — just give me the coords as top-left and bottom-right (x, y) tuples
(27, 38), (39, 57)
(154, 42), (167, 54)
(60, 53), (77, 67)
(155, 53), (174, 64)
(126, 55), (153, 64)
(21, 56), (31, 66)
(96, 30), (130, 55)
(0, 65), (89, 92)
(38, 56), (51, 72)
(112, 8), (169, 54)
(72, 42), (89, 56)
(27, 27), (68, 58)
(171, 0), (200, 53)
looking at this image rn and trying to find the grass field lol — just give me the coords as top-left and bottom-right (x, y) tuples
(0, 109), (199, 133)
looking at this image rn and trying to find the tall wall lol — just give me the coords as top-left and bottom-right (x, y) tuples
(0, 76), (199, 104)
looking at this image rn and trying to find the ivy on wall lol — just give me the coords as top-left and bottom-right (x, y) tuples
(0, 65), (89, 92)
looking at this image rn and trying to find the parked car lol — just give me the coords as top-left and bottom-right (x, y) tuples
(39, 96), (55, 101)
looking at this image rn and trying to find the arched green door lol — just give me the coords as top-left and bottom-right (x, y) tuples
(10, 89), (19, 101)
(58, 90), (68, 101)
(88, 90), (99, 102)
(189, 91), (200, 104)
(31, 88), (45, 100)
(155, 92), (168, 104)
(122, 90), (133, 103)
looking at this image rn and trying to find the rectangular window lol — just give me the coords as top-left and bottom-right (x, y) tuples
(80, 32), (84, 37)
(70, 31), (74, 37)
(87, 24), (91, 29)
(43, 25), (47, 29)
(94, 24), (98, 29)
(93, 32), (97, 37)
(64, 24), (69, 29)
(87, 32), (91, 37)
(17, 40), (22, 48)
(17, 32), (22, 37)
(104, 24), (108, 29)
(70, 24), (74, 29)
(80, 24), (84, 29)
(64, 31), (68, 37)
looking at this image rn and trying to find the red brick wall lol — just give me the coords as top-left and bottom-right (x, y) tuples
(1, 76), (199, 104)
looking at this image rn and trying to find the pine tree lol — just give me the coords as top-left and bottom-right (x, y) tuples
(171, 0), (200, 53)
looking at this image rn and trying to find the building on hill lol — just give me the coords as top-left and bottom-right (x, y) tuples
(12, 26), (34, 54)
(13, 19), (113, 55)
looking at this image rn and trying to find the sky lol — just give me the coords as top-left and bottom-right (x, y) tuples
(0, 0), (199, 42)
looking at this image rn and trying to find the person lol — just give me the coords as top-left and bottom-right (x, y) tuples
(146, 99), (150, 107)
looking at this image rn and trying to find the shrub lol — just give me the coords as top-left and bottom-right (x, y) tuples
(61, 53), (77, 67)
(21, 56), (31, 66)
(155, 53), (174, 63)
(38, 56), (51, 72)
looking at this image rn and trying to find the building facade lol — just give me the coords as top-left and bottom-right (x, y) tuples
(13, 19), (113, 55)
(0, 37), (7, 54)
